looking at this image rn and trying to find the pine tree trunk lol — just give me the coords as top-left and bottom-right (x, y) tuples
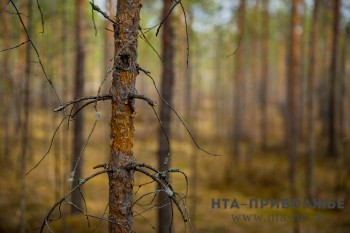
(328, 0), (340, 157)
(260, 0), (269, 151)
(306, 0), (320, 200)
(287, 1), (302, 232)
(0, 0), (11, 163)
(19, 0), (33, 231)
(157, 0), (175, 232)
(108, 1), (141, 232)
(232, 0), (245, 165)
(71, 0), (86, 214)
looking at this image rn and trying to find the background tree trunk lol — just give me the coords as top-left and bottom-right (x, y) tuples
(260, 0), (269, 151)
(328, 0), (340, 158)
(305, 0), (320, 200)
(108, 1), (141, 232)
(0, 0), (11, 163)
(232, 0), (245, 166)
(71, 0), (86, 214)
(19, 0), (33, 231)
(157, 0), (175, 232)
(287, 0), (302, 232)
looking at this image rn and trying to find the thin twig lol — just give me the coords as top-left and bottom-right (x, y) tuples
(156, 0), (181, 36)
(90, 1), (115, 24)
(138, 66), (221, 156)
(179, 1), (190, 67)
(131, 165), (188, 222)
(227, 0), (246, 57)
(9, 0), (64, 110)
(54, 94), (112, 112)
(0, 40), (29, 52)
(40, 170), (110, 233)
(26, 116), (68, 175)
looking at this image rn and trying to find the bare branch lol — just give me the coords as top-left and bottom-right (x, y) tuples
(40, 170), (110, 233)
(179, 2), (190, 67)
(227, 0), (246, 57)
(156, 0), (181, 36)
(137, 66), (221, 156)
(129, 164), (188, 222)
(0, 40), (29, 52)
(54, 94), (112, 112)
(129, 93), (157, 106)
(9, 0), (64, 110)
(90, 1), (115, 24)
(26, 116), (68, 176)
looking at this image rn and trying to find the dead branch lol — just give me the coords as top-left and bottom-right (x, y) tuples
(0, 40), (29, 52)
(54, 94), (112, 112)
(129, 93), (157, 106)
(40, 169), (110, 233)
(137, 65), (221, 157)
(90, 1), (115, 24)
(126, 162), (189, 222)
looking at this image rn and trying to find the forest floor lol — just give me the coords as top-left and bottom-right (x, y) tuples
(0, 109), (349, 233)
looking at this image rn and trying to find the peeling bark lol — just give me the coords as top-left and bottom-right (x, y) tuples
(108, 1), (141, 232)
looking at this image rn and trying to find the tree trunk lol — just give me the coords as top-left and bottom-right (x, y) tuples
(260, 0), (269, 151)
(305, 0), (320, 200)
(0, 0), (11, 163)
(328, 0), (340, 157)
(108, 0), (141, 232)
(71, 0), (86, 214)
(157, 0), (175, 232)
(246, 0), (259, 167)
(232, 0), (245, 165)
(19, 0), (33, 231)
(287, 1), (302, 232)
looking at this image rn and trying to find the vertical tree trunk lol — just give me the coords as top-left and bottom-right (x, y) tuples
(71, 0), (86, 214)
(0, 0), (11, 163)
(328, 0), (340, 157)
(260, 0), (269, 151)
(232, 0), (245, 165)
(305, 0), (319, 200)
(19, 0), (33, 231)
(108, 1), (141, 232)
(246, 0), (259, 167)
(287, 1), (302, 232)
(157, 0), (175, 232)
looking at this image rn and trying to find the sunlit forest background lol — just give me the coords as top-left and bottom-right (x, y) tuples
(0, 0), (350, 232)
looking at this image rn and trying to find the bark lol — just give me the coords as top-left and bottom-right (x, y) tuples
(260, 0), (269, 151)
(0, 0), (11, 162)
(305, 0), (319, 200)
(287, 1), (302, 232)
(108, 1), (141, 232)
(245, 0), (259, 167)
(157, 0), (175, 232)
(71, 0), (86, 214)
(232, 0), (245, 165)
(328, 0), (340, 157)
(19, 0), (33, 231)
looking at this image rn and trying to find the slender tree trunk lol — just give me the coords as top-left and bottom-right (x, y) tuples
(157, 0), (175, 232)
(232, 0), (245, 166)
(246, 0), (259, 167)
(0, 0), (11, 163)
(71, 0), (85, 214)
(19, 0), (33, 231)
(305, 0), (319, 200)
(108, 1), (141, 232)
(287, 1), (302, 233)
(328, 0), (340, 157)
(260, 0), (269, 151)
(59, 0), (69, 230)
